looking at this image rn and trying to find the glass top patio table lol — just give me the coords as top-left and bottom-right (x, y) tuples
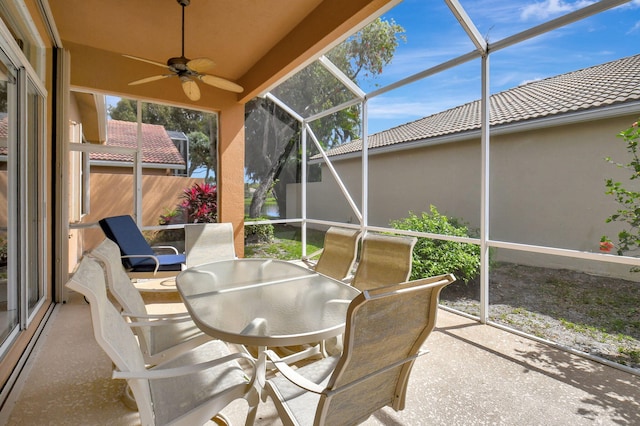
(176, 258), (361, 348)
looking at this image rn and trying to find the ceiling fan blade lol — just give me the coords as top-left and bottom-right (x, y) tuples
(187, 57), (216, 73)
(128, 74), (172, 86)
(198, 74), (244, 93)
(123, 54), (168, 69)
(181, 78), (201, 101)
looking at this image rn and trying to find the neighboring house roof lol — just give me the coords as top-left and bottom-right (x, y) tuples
(321, 54), (640, 159)
(167, 130), (188, 142)
(0, 114), (7, 156)
(90, 120), (186, 167)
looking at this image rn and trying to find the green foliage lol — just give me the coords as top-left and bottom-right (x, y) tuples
(0, 235), (7, 265)
(330, 17), (406, 84)
(158, 207), (184, 226)
(603, 119), (640, 262)
(243, 225), (324, 259)
(244, 219), (275, 244)
(109, 99), (218, 177)
(244, 17), (405, 218)
(109, 100), (215, 134)
(187, 131), (214, 177)
(391, 206), (480, 284)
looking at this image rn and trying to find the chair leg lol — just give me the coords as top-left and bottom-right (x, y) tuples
(244, 388), (260, 426)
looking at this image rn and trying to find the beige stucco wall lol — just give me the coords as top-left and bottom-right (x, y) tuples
(75, 173), (205, 260)
(289, 113), (640, 279)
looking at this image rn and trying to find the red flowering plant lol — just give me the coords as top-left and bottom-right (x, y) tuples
(179, 182), (218, 223)
(599, 237), (614, 253)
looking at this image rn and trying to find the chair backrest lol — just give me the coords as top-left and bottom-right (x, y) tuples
(65, 257), (154, 419)
(317, 273), (455, 425)
(90, 238), (152, 350)
(184, 222), (236, 267)
(314, 227), (362, 281)
(351, 233), (418, 291)
(98, 215), (154, 269)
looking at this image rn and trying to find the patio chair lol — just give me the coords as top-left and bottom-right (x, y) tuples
(90, 238), (212, 366)
(98, 214), (186, 278)
(282, 226), (362, 359)
(351, 233), (418, 291)
(184, 222), (236, 267)
(263, 273), (456, 426)
(65, 256), (259, 426)
(307, 226), (362, 281)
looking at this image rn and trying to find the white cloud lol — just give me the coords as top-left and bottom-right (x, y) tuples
(520, 0), (595, 21)
(367, 99), (436, 119)
(628, 21), (640, 34)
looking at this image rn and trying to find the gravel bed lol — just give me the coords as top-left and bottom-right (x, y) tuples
(441, 263), (640, 370)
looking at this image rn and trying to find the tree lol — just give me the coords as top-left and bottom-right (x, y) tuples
(188, 131), (215, 178)
(109, 99), (218, 178)
(244, 18), (405, 218)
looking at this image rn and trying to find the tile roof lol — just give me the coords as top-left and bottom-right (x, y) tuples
(0, 113), (7, 156)
(90, 120), (185, 165)
(322, 54), (640, 158)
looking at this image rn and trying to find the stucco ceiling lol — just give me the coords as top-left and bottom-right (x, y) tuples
(47, 0), (398, 107)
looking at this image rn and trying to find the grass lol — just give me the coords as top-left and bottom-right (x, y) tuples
(244, 224), (325, 260)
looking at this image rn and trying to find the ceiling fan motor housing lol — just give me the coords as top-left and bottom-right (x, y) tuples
(167, 56), (190, 74)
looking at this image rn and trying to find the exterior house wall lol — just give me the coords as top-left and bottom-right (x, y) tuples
(289, 113), (640, 279)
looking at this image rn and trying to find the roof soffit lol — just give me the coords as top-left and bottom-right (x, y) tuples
(47, 0), (398, 104)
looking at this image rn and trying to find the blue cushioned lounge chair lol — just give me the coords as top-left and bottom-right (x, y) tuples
(99, 214), (186, 278)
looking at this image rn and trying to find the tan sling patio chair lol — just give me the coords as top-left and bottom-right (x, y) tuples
(299, 226), (361, 282)
(65, 256), (259, 426)
(91, 238), (212, 366)
(351, 232), (418, 291)
(262, 273), (456, 426)
(184, 222), (236, 267)
(279, 227), (361, 360)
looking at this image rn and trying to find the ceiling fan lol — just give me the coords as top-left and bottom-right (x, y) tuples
(124, 0), (243, 101)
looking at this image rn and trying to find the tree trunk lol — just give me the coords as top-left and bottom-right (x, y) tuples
(249, 136), (297, 218)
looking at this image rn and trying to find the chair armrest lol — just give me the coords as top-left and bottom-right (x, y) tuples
(124, 316), (193, 327)
(121, 311), (192, 321)
(151, 245), (180, 255)
(112, 352), (256, 380)
(121, 254), (160, 274)
(265, 350), (325, 394)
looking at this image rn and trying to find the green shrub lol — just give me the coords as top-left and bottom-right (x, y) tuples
(244, 218), (274, 244)
(391, 205), (480, 284)
(603, 119), (640, 267)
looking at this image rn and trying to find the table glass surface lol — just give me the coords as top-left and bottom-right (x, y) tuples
(176, 258), (360, 347)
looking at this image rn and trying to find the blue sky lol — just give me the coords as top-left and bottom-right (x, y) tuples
(363, 0), (640, 134)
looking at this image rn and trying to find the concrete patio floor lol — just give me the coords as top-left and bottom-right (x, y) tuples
(1, 290), (638, 425)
